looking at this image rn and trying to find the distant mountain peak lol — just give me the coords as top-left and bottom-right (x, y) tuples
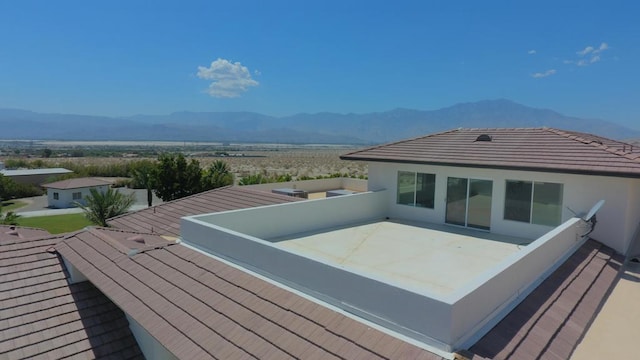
(0, 100), (636, 143)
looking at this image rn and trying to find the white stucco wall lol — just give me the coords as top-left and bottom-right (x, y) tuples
(244, 177), (368, 193)
(624, 182), (640, 254)
(62, 256), (88, 284)
(194, 190), (388, 240)
(125, 314), (177, 360)
(368, 162), (640, 254)
(47, 185), (110, 208)
(451, 217), (584, 349)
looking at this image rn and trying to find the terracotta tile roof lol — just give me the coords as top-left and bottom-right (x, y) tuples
(108, 186), (303, 236)
(0, 232), (144, 360)
(42, 177), (112, 190)
(56, 227), (443, 360)
(469, 238), (623, 359)
(340, 128), (640, 177)
(0, 225), (50, 241)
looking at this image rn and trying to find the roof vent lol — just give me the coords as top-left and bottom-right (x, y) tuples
(475, 134), (492, 142)
(127, 235), (146, 244)
(5, 229), (19, 237)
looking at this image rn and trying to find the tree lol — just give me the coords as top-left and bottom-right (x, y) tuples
(75, 187), (135, 227)
(238, 173), (268, 185)
(201, 160), (234, 190)
(0, 174), (13, 201)
(130, 160), (158, 207)
(0, 203), (20, 225)
(154, 153), (203, 201)
(42, 148), (52, 158)
(0, 174), (42, 199)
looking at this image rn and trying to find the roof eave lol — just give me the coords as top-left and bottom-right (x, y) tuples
(342, 157), (640, 179)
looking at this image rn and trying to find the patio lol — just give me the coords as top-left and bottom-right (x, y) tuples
(273, 219), (528, 295)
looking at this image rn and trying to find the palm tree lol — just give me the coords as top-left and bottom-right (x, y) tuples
(75, 188), (135, 227)
(202, 160), (234, 189)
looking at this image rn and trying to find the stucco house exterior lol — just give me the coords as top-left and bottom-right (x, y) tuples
(42, 177), (112, 208)
(341, 127), (640, 255)
(2, 127), (639, 359)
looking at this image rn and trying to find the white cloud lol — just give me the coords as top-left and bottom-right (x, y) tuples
(197, 58), (259, 98)
(578, 42), (608, 56)
(531, 69), (556, 78)
(528, 49), (537, 55)
(569, 42), (609, 67)
(597, 42), (608, 52)
(577, 46), (594, 56)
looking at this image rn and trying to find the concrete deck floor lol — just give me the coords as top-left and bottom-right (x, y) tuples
(274, 219), (528, 295)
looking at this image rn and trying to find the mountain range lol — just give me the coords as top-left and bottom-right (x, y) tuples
(0, 99), (637, 144)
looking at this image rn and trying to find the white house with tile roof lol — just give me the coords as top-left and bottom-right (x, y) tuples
(341, 127), (640, 255)
(3, 127), (639, 359)
(176, 127), (639, 352)
(42, 177), (112, 208)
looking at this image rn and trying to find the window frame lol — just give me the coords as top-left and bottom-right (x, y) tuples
(72, 192), (82, 200)
(396, 171), (436, 209)
(504, 180), (563, 226)
(53, 192), (59, 200)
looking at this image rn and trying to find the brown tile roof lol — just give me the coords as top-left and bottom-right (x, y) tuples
(341, 128), (640, 177)
(0, 225), (50, 241)
(42, 177), (112, 190)
(56, 227), (443, 360)
(469, 239), (623, 359)
(0, 232), (144, 360)
(108, 186), (303, 236)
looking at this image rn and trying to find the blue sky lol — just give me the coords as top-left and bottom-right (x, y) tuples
(1, 1), (638, 129)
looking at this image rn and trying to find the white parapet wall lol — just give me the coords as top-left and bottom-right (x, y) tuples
(449, 217), (585, 349)
(192, 190), (386, 239)
(243, 177), (368, 193)
(182, 191), (455, 349)
(181, 192), (587, 352)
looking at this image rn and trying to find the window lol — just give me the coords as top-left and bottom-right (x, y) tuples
(72, 192), (82, 200)
(504, 180), (563, 226)
(397, 171), (435, 208)
(53, 192), (59, 200)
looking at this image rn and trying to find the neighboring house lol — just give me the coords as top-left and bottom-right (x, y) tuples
(0, 167), (72, 185)
(42, 177), (111, 208)
(2, 127), (639, 359)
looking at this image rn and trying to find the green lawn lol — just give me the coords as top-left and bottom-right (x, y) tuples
(17, 213), (94, 234)
(1, 200), (28, 212)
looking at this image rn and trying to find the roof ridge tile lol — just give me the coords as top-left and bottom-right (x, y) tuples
(546, 127), (640, 163)
(86, 227), (133, 256)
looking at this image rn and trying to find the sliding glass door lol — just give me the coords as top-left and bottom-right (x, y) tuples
(446, 177), (493, 230)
